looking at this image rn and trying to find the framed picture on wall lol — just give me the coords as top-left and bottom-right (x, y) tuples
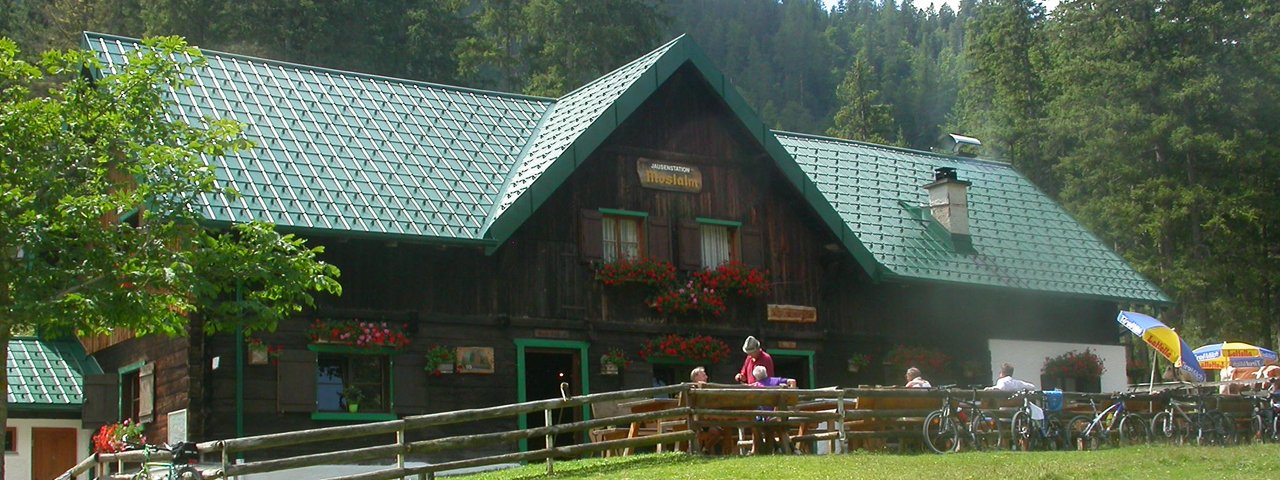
(456, 347), (495, 374)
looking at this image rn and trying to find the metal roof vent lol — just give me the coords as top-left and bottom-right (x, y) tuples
(923, 167), (973, 251)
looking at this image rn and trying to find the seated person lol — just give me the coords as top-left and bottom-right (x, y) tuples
(905, 367), (932, 388)
(747, 365), (795, 454)
(986, 363), (1037, 391)
(689, 366), (728, 454)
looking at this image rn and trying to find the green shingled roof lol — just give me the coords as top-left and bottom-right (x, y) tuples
(86, 33), (553, 243)
(7, 338), (102, 411)
(776, 133), (1170, 304)
(80, 32), (1169, 304)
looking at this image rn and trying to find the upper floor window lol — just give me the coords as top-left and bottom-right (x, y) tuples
(602, 215), (643, 262)
(699, 219), (740, 268)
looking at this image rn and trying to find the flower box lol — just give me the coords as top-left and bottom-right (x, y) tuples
(638, 334), (732, 365)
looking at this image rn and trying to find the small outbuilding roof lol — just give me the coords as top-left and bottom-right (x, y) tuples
(7, 338), (103, 412)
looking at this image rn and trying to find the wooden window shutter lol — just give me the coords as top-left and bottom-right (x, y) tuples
(646, 216), (671, 262)
(579, 209), (604, 262)
(138, 362), (155, 422)
(393, 353), (427, 414)
(277, 349), (317, 413)
(81, 374), (119, 429)
(740, 225), (765, 267)
(677, 219), (702, 270)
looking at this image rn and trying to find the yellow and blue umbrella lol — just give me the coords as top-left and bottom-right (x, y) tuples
(1192, 342), (1279, 370)
(1116, 311), (1206, 382)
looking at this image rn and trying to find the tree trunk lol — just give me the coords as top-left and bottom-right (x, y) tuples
(0, 328), (9, 479)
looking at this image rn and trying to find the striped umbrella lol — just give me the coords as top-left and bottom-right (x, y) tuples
(1192, 342), (1279, 370)
(1116, 311), (1206, 382)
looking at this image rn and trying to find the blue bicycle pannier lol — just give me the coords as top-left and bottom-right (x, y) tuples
(1043, 390), (1063, 412)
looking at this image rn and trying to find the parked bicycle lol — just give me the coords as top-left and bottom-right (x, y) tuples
(1065, 393), (1149, 450)
(126, 441), (203, 480)
(1149, 385), (1233, 446)
(922, 386), (1002, 453)
(1009, 390), (1065, 451)
(1245, 391), (1278, 443)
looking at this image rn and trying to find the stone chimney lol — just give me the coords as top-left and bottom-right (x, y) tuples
(922, 167), (972, 246)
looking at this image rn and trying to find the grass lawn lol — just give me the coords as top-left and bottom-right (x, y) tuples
(459, 444), (1280, 479)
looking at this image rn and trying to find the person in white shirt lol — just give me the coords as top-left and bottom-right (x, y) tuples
(904, 367), (932, 388)
(987, 363), (1037, 391)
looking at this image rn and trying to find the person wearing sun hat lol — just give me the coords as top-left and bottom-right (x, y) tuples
(734, 335), (774, 384)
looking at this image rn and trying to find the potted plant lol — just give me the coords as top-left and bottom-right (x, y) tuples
(846, 353), (871, 373)
(245, 337), (282, 365)
(884, 345), (950, 371)
(92, 419), (146, 453)
(600, 348), (629, 375)
(342, 384), (365, 413)
(424, 345), (455, 376)
(1042, 349), (1106, 393)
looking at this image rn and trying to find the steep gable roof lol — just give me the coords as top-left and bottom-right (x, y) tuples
(81, 32), (1168, 305)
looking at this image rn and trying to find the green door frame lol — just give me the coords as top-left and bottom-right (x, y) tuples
(770, 349), (816, 388)
(514, 339), (591, 452)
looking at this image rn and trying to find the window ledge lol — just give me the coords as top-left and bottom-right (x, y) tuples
(307, 344), (402, 355)
(310, 412), (398, 422)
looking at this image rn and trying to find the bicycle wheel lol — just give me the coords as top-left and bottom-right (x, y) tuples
(1010, 410), (1034, 451)
(969, 410), (1002, 451)
(1150, 411), (1185, 444)
(1209, 411), (1236, 445)
(923, 410), (960, 454)
(1117, 413), (1150, 446)
(176, 465), (204, 480)
(1066, 415), (1092, 451)
(1249, 412), (1265, 444)
(1043, 415), (1065, 451)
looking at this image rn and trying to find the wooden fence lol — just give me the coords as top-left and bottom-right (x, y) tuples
(57, 384), (1239, 480)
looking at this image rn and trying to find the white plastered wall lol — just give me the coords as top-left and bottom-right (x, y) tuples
(5, 418), (91, 480)
(988, 339), (1128, 393)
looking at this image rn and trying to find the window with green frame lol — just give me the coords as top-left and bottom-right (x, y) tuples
(316, 353), (390, 413)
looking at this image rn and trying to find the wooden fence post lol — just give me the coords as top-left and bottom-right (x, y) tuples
(544, 408), (555, 475)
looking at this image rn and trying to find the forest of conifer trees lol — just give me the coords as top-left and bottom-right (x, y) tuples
(2, 0), (1277, 347)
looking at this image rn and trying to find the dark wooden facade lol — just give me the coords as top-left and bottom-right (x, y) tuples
(88, 64), (1119, 453)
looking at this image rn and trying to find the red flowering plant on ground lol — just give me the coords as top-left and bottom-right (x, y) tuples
(885, 345), (950, 371)
(638, 333), (733, 364)
(92, 419), (145, 453)
(306, 319), (411, 349)
(594, 257), (677, 287)
(1043, 349), (1106, 378)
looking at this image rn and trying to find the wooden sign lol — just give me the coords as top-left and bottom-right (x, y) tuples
(534, 329), (571, 339)
(767, 304), (817, 323)
(776, 340), (798, 349)
(637, 158), (702, 193)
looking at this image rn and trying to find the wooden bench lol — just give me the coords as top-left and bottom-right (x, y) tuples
(588, 399), (631, 457)
(687, 387), (806, 455)
(843, 393), (939, 452)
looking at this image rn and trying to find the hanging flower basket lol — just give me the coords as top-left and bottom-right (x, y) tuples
(245, 337), (282, 365)
(601, 348), (629, 375)
(424, 345), (456, 376)
(847, 353), (871, 373)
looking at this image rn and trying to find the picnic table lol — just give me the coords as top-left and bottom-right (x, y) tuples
(619, 397), (681, 455)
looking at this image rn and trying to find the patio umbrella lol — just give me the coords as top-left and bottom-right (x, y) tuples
(1192, 342), (1279, 370)
(1116, 311), (1206, 382)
